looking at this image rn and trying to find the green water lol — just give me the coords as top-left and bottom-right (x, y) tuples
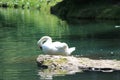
(0, 8), (120, 80)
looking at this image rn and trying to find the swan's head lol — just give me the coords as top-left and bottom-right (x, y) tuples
(37, 36), (52, 49)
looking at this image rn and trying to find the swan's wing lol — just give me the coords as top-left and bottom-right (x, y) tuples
(53, 42), (67, 50)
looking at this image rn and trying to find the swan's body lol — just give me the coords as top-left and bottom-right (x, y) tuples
(115, 26), (120, 28)
(37, 36), (75, 56)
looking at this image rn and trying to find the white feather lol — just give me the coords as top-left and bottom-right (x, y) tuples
(37, 36), (75, 56)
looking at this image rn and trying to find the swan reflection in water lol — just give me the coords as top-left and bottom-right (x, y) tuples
(37, 36), (75, 56)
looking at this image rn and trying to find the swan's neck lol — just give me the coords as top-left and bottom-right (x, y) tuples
(38, 36), (52, 47)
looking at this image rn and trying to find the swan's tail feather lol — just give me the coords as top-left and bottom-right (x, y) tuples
(68, 47), (76, 55)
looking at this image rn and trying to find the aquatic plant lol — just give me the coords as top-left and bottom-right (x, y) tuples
(0, 0), (62, 11)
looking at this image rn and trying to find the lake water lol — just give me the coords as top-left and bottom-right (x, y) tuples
(0, 8), (120, 80)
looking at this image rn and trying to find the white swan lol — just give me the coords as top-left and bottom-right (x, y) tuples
(115, 26), (120, 28)
(37, 36), (75, 56)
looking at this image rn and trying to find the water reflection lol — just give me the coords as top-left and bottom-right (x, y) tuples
(0, 8), (69, 38)
(0, 8), (120, 80)
(53, 71), (120, 80)
(0, 8), (70, 80)
(37, 68), (120, 80)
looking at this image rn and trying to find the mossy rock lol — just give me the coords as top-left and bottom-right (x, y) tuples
(37, 55), (120, 79)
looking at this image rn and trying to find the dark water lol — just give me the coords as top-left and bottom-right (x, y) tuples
(0, 8), (120, 80)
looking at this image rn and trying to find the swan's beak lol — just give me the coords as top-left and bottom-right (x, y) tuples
(40, 46), (42, 50)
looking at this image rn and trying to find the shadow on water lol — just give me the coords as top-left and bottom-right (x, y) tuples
(0, 8), (120, 80)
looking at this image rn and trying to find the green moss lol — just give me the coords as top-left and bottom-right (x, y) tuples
(43, 57), (68, 65)
(44, 59), (53, 65)
(55, 58), (68, 64)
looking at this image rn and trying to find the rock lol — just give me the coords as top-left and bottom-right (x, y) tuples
(37, 55), (81, 73)
(36, 55), (120, 79)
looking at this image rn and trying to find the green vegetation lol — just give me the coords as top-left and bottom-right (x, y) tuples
(0, 0), (120, 20)
(51, 0), (120, 20)
(44, 57), (68, 65)
(0, 0), (62, 12)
